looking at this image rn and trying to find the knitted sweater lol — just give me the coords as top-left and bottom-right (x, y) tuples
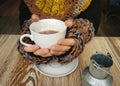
(18, 0), (94, 64)
(23, 0), (92, 20)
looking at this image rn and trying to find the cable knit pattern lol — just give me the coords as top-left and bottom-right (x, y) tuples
(24, 0), (92, 20)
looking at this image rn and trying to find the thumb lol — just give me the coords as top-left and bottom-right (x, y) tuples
(31, 14), (40, 22)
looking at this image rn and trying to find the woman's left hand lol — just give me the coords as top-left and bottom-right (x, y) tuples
(50, 38), (75, 55)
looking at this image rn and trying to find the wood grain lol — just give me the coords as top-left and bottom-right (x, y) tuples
(0, 35), (120, 86)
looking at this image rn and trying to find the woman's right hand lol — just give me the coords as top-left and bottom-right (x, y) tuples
(24, 14), (52, 57)
(24, 44), (52, 57)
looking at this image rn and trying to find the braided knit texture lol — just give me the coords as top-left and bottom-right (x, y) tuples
(24, 0), (92, 20)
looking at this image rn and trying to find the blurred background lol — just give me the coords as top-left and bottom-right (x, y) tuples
(0, 0), (120, 36)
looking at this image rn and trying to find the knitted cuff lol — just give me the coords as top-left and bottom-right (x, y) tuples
(56, 36), (84, 64)
(72, 18), (95, 43)
(18, 19), (52, 64)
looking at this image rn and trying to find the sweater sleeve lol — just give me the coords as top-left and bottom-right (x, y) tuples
(56, 18), (95, 63)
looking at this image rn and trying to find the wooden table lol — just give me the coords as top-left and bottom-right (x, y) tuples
(0, 34), (120, 86)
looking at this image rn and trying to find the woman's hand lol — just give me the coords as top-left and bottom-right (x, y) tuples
(24, 44), (52, 57)
(24, 14), (52, 57)
(50, 38), (75, 55)
(52, 18), (75, 56)
(24, 14), (74, 57)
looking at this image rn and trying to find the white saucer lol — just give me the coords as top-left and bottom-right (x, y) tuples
(35, 58), (78, 77)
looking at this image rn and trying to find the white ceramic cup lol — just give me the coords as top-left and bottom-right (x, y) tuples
(20, 19), (67, 48)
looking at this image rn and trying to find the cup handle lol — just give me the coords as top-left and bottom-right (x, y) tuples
(20, 34), (33, 46)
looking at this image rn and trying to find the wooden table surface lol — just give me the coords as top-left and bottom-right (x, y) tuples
(0, 34), (120, 86)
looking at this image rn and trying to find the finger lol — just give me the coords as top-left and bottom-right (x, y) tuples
(51, 44), (71, 52)
(24, 45), (39, 52)
(50, 50), (65, 56)
(57, 38), (75, 46)
(65, 19), (73, 28)
(34, 48), (52, 57)
(31, 14), (40, 22)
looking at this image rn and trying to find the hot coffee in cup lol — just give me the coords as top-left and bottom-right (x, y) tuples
(20, 19), (67, 48)
(38, 30), (59, 34)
